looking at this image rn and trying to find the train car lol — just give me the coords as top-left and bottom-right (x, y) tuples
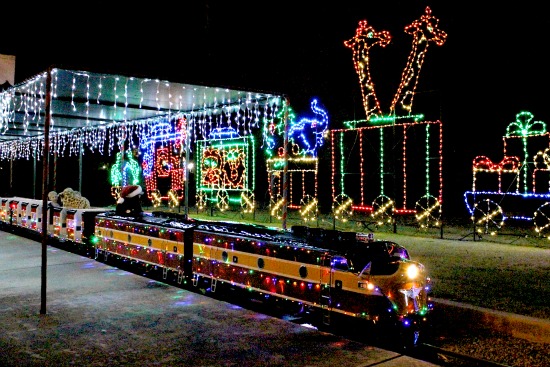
(0, 196), (432, 346)
(93, 210), (432, 346)
(464, 111), (550, 237)
(65, 208), (112, 244)
(0, 198), (9, 223)
(0, 197), (42, 227)
(1, 197), (52, 232)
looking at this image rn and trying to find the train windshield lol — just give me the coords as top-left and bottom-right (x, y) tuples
(347, 241), (409, 276)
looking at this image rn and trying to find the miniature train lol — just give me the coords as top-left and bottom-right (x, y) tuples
(0, 196), (433, 347)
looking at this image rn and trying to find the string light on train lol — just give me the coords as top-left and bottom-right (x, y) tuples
(472, 198), (505, 236)
(415, 197), (441, 228)
(466, 111), (550, 235)
(240, 191), (255, 214)
(472, 156), (521, 193)
(332, 194), (353, 222)
(534, 202), (550, 239)
(371, 196), (394, 225)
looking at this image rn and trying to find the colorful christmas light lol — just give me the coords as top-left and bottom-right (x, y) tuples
(196, 128), (255, 212)
(465, 111), (550, 236)
(336, 7), (445, 226)
(331, 120), (443, 223)
(0, 69), (281, 161)
(110, 149), (142, 200)
(263, 99), (328, 219)
(390, 7), (447, 117)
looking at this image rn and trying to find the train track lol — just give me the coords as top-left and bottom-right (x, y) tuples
(411, 343), (511, 367)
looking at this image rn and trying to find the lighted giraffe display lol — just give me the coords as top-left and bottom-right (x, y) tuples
(334, 7), (446, 228)
(390, 6), (447, 117)
(344, 21), (391, 120)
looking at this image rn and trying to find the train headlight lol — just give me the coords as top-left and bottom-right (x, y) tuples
(406, 264), (419, 279)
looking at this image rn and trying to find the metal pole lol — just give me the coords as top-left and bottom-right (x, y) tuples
(79, 139), (83, 193)
(9, 158), (13, 194)
(33, 155), (36, 198)
(281, 97), (290, 230)
(184, 119), (191, 219)
(40, 67), (52, 315)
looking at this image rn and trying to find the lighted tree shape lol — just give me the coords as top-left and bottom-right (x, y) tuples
(110, 149), (142, 199)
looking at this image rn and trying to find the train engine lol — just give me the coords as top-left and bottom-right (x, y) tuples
(92, 211), (432, 346)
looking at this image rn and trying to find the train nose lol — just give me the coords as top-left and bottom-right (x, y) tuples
(398, 285), (425, 313)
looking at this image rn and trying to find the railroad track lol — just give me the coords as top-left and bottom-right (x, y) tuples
(410, 343), (511, 367)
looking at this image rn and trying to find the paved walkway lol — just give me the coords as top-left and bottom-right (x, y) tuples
(0, 230), (438, 367)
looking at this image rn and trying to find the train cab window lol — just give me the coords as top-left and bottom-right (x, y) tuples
(386, 242), (410, 260)
(332, 256), (350, 271)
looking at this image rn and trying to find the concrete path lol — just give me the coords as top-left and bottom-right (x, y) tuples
(0, 231), (437, 367)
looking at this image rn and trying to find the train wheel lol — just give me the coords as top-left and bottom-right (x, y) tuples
(196, 190), (208, 210)
(472, 199), (504, 235)
(270, 194), (284, 219)
(150, 189), (162, 207)
(332, 194), (353, 222)
(240, 190), (255, 214)
(534, 202), (550, 238)
(299, 195), (318, 222)
(415, 195), (442, 228)
(217, 190), (229, 212)
(399, 327), (421, 350)
(371, 195), (395, 226)
(167, 189), (179, 208)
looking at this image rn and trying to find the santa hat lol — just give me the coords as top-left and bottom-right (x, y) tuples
(117, 185), (143, 204)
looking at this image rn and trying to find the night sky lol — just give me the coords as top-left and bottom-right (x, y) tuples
(2, 1), (549, 217)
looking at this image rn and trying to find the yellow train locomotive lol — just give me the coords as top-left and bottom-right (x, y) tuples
(0, 195), (432, 346)
(93, 211), (432, 345)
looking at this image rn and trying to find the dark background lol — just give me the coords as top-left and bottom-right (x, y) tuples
(2, 1), (549, 219)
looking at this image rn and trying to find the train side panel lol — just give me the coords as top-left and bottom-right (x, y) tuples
(94, 214), (191, 281)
